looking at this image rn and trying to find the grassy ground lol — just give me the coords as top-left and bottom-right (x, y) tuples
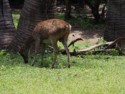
(0, 13), (125, 94)
(0, 51), (125, 94)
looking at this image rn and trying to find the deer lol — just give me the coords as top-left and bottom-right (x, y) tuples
(20, 19), (71, 68)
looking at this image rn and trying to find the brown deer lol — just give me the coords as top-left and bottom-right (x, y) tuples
(20, 19), (71, 68)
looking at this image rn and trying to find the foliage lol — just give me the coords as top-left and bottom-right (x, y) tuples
(56, 14), (105, 29)
(12, 12), (105, 30)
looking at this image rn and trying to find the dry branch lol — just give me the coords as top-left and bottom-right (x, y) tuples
(61, 37), (125, 56)
(78, 42), (113, 52)
(61, 42), (112, 55)
(68, 38), (83, 47)
(42, 37), (125, 56)
(105, 37), (125, 49)
(69, 42), (113, 55)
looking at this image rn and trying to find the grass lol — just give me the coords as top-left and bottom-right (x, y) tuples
(1, 13), (125, 94)
(12, 14), (20, 28)
(1, 51), (125, 94)
(12, 10), (20, 28)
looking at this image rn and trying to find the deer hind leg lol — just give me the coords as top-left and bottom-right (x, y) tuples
(61, 36), (70, 68)
(50, 39), (59, 68)
(40, 43), (46, 66)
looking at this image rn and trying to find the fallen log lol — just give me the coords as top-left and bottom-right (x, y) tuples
(61, 42), (113, 55)
(78, 42), (113, 52)
(105, 37), (125, 49)
(104, 37), (125, 55)
(61, 37), (125, 56)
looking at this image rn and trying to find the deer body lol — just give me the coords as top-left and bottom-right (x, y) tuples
(30, 19), (71, 68)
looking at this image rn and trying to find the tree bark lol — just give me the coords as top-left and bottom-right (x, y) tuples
(64, 0), (72, 19)
(0, 0), (15, 49)
(104, 0), (125, 41)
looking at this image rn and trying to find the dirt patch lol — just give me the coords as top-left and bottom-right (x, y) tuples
(69, 27), (105, 44)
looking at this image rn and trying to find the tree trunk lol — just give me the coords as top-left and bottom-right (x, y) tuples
(0, 0), (15, 49)
(104, 0), (125, 41)
(10, 0), (57, 51)
(9, 0), (24, 9)
(64, 0), (72, 19)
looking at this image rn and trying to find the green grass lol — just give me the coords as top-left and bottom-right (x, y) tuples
(0, 50), (125, 94)
(12, 14), (20, 28)
(12, 10), (20, 28)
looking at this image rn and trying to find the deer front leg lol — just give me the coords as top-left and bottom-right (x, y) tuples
(32, 38), (40, 66)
